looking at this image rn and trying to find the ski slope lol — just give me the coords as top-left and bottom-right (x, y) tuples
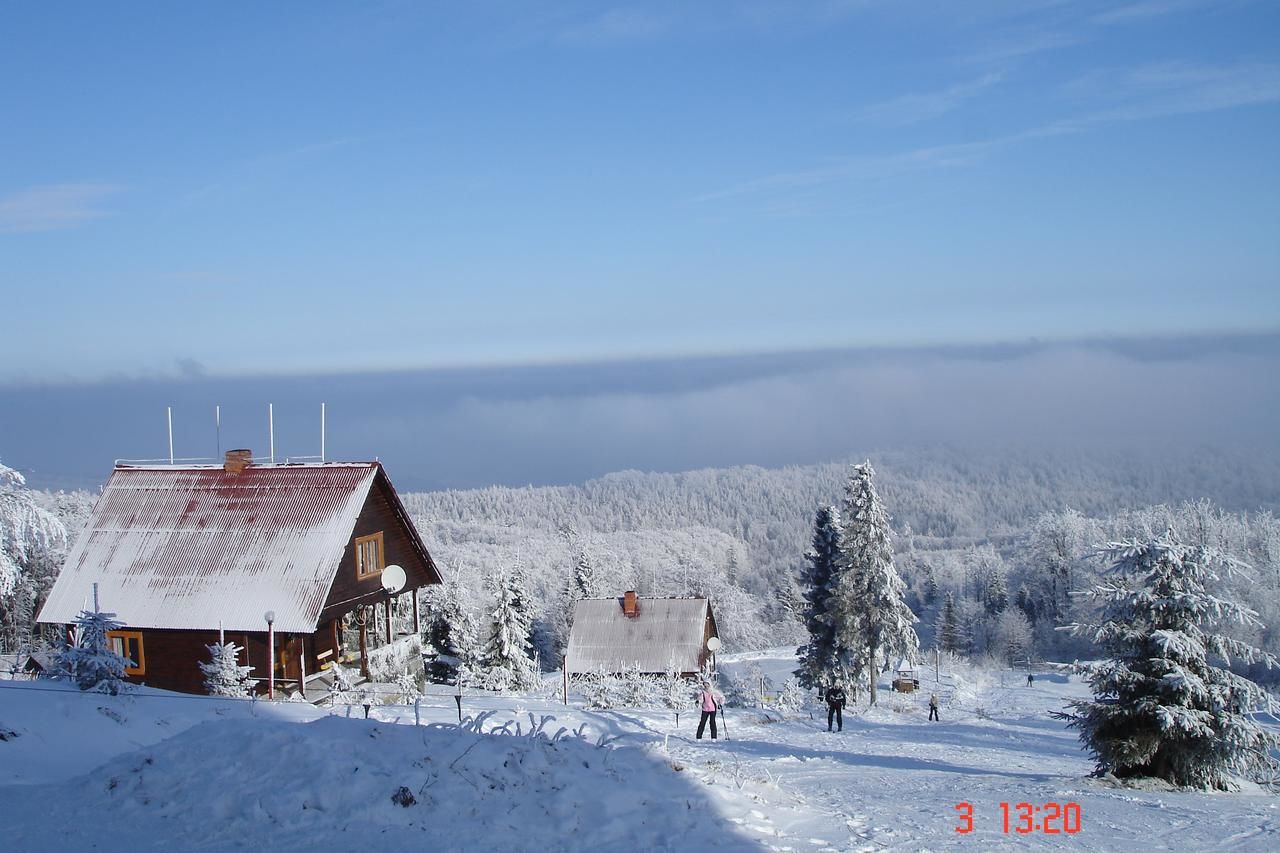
(1, 651), (1276, 851)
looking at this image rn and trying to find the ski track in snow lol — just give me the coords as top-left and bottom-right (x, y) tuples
(1, 650), (1277, 851)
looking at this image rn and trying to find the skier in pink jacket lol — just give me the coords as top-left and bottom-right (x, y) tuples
(696, 680), (720, 740)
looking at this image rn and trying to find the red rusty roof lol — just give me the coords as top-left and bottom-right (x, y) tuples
(38, 462), (404, 633)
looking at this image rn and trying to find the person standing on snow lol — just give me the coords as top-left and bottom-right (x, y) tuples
(1027, 673), (1035, 687)
(825, 683), (847, 731)
(696, 680), (720, 740)
(928, 693), (940, 721)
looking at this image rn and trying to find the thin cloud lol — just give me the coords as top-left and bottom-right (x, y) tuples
(858, 72), (1004, 126)
(0, 183), (122, 233)
(963, 30), (1081, 65)
(693, 60), (1278, 209)
(1064, 60), (1280, 121)
(1091, 0), (1213, 26)
(687, 125), (1073, 205)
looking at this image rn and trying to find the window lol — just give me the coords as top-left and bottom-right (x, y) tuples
(107, 630), (145, 675)
(355, 531), (384, 581)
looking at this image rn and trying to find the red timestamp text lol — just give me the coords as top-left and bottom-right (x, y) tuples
(954, 801), (1082, 834)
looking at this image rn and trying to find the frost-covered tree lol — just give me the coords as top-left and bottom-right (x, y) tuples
(1057, 531), (1279, 789)
(828, 463), (919, 704)
(421, 582), (477, 683)
(1031, 508), (1089, 623)
(935, 591), (965, 655)
(795, 505), (844, 688)
(983, 568), (1010, 616)
(478, 566), (539, 691)
(1, 460), (70, 652)
(57, 608), (129, 694)
(199, 642), (254, 697)
(993, 608), (1034, 666)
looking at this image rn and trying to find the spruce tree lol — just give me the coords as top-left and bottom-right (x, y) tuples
(480, 566), (539, 691)
(983, 568), (1010, 616)
(935, 591), (967, 655)
(795, 505), (843, 689)
(56, 608), (130, 694)
(828, 462), (919, 705)
(200, 641), (254, 697)
(1057, 530), (1279, 789)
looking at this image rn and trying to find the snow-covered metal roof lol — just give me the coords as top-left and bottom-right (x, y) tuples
(38, 463), (381, 633)
(565, 597), (716, 674)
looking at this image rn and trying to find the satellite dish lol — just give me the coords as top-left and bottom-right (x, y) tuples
(706, 636), (721, 652)
(381, 564), (407, 594)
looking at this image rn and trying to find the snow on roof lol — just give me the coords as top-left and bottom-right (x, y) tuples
(38, 463), (380, 633)
(565, 596), (715, 674)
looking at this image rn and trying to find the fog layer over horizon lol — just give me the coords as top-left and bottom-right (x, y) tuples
(3, 334), (1277, 493)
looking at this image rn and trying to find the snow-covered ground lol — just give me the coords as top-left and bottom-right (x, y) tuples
(2, 651), (1277, 851)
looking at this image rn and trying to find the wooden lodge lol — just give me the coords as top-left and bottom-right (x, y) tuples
(37, 450), (442, 695)
(564, 592), (719, 677)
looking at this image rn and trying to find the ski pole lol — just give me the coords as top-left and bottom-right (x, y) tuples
(719, 705), (728, 741)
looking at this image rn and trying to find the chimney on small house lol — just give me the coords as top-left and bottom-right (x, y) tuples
(623, 590), (639, 618)
(224, 449), (253, 476)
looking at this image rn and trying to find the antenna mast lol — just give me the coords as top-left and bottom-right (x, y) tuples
(268, 402), (275, 463)
(167, 406), (174, 464)
(215, 405), (221, 457)
(321, 402), (326, 462)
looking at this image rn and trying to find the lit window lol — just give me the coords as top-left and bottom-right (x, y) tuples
(355, 531), (384, 580)
(107, 630), (145, 675)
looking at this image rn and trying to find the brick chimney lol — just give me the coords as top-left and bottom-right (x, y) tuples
(224, 449), (252, 476)
(623, 590), (639, 618)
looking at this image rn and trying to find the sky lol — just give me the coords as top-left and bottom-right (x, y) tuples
(1, 1), (1277, 384)
(1, 3), (1278, 490)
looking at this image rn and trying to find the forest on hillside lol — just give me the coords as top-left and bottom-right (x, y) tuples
(4, 447), (1280, 682)
(400, 446), (1280, 675)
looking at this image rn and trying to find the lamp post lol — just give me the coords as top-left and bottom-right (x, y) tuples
(264, 610), (276, 700)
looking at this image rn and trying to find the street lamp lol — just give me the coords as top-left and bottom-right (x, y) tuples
(264, 610), (276, 700)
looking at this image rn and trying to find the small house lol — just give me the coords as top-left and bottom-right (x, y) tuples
(37, 451), (442, 695)
(564, 592), (719, 677)
(892, 657), (920, 693)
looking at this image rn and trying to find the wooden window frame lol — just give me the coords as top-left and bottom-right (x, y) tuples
(355, 531), (385, 581)
(107, 630), (145, 676)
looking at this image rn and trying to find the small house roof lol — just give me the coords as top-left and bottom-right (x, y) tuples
(37, 461), (413, 633)
(565, 596), (717, 674)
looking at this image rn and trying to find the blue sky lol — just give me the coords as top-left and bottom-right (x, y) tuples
(2, 0), (1278, 383)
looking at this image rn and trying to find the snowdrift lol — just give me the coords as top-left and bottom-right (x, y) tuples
(1, 710), (759, 852)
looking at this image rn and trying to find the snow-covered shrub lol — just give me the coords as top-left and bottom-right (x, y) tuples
(659, 670), (695, 712)
(394, 671), (422, 704)
(772, 678), (808, 715)
(716, 670), (755, 709)
(330, 663), (357, 707)
(199, 642), (253, 697)
(56, 608), (129, 694)
(367, 634), (424, 684)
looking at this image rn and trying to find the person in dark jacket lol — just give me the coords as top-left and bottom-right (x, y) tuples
(928, 692), (940, 721)
(826, 684), (847, 731)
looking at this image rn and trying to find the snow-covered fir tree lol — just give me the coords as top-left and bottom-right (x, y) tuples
(1057, 530), (1279, 789)
(983, 567), (1010, 616)
(57, 607), (130, 694)
(827, 462), (919, 704)
(935, 591), (965, 655)
(199, 642), (254, 697)
(1, 460), (70, 653)
(795, 505), (844, 689)
(421, 582), (477, 683)
(479, 566), (539, 691)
